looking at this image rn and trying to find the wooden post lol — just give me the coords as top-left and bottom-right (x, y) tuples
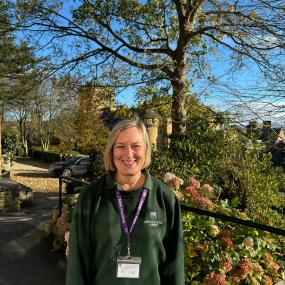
(59, 176), (63, 215)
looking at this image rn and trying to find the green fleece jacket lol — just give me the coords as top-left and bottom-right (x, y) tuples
(66, 170), (185, 285)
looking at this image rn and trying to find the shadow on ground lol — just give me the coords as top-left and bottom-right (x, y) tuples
(13, 172), (54, 178)
(12, 157), (51, 168)
(0, 234), (66, 285)
(0, 197), (66, 285)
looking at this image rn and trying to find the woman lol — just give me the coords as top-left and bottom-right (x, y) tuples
(66, 118), (185, 285)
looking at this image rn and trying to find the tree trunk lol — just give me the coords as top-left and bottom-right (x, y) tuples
(23, 139), (28, 156)
(41, 138), (50, 152)
(171, 55), (187, 135)
(19, 119), (29, 157)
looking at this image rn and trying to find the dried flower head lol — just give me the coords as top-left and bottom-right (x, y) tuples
(168, 177), (184, 190)
(174, 190), (185, 202)
(263, 252), (273, 263)
(250, 277), (259, 285)
(252, 263), (264, 276)
(220, 256), (233, 275)
(209, 225), (220, 237)
(263, 275), (273, 285)
(197, 241), (209, 253)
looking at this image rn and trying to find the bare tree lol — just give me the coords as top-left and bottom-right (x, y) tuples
(8, 96), (32, 156)
(31, 78), (70, 151)
(16, 0), (285, 134)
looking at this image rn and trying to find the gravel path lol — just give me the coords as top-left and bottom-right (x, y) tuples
(10, 157), (59, 198)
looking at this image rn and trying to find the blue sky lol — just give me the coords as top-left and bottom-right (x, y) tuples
(16, 0), (285, 127)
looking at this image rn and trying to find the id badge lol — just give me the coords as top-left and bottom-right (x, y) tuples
(116, 256), (142, 279)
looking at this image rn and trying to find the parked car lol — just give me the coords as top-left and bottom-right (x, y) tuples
(48, 155), (92, 177)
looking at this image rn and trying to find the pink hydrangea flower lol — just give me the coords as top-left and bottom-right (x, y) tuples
(204, 272), (226, 285)
(186, 186), (200, 199)
(200, 184), (214, 195)
(243, 237), (254, 247)
(164, 173), (184, 190)
(186, 177), (201, 188)
(186, 186), (214, 210)
(196, 241), (209, 253)
(164, 172), (176, 183)
(64, 231), (70, 257)
(219, 233), (235, 250)
(236, 258), (253, 280)
(55, 205), (70, 235)
(64, 231), (70, 242)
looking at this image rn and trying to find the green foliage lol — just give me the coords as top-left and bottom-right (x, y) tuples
(163, 174), (285, 284)
(31, 150), (60, 163)
(56, 86), (112, 155)
(1, 128), (20, 163)
(150, 105), (285, 227)
(15, 0), (285, 136)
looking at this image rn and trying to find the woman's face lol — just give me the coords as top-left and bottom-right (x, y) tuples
(113, 127), (146, 178)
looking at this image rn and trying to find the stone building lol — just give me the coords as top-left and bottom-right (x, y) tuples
(142, 111), (172, 152)
(246, 120), (285, 167)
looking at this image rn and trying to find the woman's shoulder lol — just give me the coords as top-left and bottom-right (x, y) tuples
(149, 175), (176, 201)
(78, 173), (107, 200)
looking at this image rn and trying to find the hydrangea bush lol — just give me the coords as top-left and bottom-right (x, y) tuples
(51, 193), (79, 253)
(164, 172), (285, 285)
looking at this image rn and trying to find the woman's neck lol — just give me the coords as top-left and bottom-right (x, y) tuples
(115, 172), (145, 191)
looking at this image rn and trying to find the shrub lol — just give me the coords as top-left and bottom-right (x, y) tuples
(164, 173), (285, 284)
(31, 150), (60, 163)
(1, 128), (20, 164)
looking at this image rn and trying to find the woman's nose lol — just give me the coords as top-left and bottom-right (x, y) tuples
(125, 145), (133, 157)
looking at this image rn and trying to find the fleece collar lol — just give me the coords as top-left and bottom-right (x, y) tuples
(105, 169), (153, 191)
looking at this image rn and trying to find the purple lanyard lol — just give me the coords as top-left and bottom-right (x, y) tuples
(116, 188), (148, 256)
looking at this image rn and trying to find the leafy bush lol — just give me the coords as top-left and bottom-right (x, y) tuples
(31, 150), (60, 162)
(164, 173), (285, 284)
(1, 128), (20, 164)
(149, 113), (285, 227)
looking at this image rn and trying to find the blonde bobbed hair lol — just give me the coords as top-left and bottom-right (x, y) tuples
(104, 118), (151, 172)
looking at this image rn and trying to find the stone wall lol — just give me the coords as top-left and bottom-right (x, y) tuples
(0, 179), (33, 211)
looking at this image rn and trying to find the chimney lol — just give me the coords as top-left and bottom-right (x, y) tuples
(247, 121), (257, 136)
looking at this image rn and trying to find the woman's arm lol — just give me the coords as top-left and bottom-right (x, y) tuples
(66, 189), (93, 285)
(161, 197), (185, 285)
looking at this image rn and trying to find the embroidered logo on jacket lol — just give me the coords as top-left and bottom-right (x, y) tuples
(144, 211), (162, 227)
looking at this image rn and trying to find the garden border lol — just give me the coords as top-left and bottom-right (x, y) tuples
(58, 176), (285, 237)
(181, 204), (285, 237)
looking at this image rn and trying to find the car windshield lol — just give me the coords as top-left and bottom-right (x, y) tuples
(66, 157), (83, 164)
